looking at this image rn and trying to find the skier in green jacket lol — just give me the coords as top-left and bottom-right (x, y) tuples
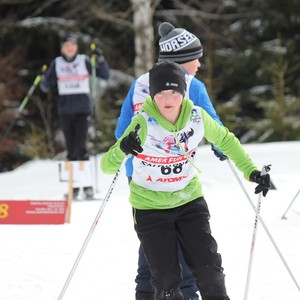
(101, 61), (270, 300)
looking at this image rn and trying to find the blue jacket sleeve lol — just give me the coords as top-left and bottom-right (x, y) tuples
(189, 78), (223, 126)
(115, 81), (136, 139)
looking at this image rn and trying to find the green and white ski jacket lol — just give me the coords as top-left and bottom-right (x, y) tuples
(101, 96), (257, 210)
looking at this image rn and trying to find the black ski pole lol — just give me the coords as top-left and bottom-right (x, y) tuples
(281, 188), (300, 219)
(244, 165), (271, 300)
(90, 43), (100, 193)
(57, 124), (141, 300)
(0, 64), (47, 147)
(58, 159), (126, 300)
(90, 43), (98, 120)
(227, 159), (300, 295)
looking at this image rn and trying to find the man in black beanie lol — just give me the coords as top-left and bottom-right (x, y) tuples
(115, 22), (227, 300)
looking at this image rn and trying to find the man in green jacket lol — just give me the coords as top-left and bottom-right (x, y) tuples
(101, 61), (270, 300)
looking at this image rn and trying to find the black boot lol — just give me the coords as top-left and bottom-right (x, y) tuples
(83, 186), (94, 199)
(136, 291), (154, 300)
(63, 187), (79, 200)
(73, 187), (80, 200)
(157, 289), (184, 300)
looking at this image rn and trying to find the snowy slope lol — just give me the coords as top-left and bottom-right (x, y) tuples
(1, 141), (300, 300)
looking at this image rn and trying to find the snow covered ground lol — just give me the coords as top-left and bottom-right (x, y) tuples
(1, 141), (300, 300)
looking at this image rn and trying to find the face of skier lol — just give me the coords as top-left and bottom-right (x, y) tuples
(153, 90), (183, 125)
(180, 59), (201, 76)
(61, 41), (78, 60)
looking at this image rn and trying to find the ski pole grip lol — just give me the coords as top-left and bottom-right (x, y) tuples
(90, 43), (96, 52)
(41, 64), (48, 73)
(34, 64), (48, 86)
(90, 43), (97, 67)
(261, 164), (271, 175)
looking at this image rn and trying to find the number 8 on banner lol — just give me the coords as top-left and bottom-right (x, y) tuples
(0, 204), (9, 219)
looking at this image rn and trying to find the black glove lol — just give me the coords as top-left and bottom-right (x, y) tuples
(94, 48), (103, 57)
(250, 170), (271, 197)
(91, 48), (104, 60)
(120, 130), (143, 156)
(211, 144), (228, 161)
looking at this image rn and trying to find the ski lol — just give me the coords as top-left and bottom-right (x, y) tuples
(74, 197), (103, 202)
(63, 193), (103, 202)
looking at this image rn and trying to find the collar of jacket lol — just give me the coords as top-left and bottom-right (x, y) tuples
(140, 96), (194, 132)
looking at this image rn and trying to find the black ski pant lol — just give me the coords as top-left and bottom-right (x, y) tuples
(135, 244), (199, 299)
(60, 113), (89, 161)
(129, 176), (198, 299)
(134, 197), (229, 300)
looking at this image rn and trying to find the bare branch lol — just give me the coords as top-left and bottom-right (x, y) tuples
(0, 0), (34, 3)
(89, 5), (134, 29)
(155, 9), (252, 21)
(29, 0), (61, 17)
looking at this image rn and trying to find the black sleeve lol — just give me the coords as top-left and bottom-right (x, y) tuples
(85, 55), (110, 80)
(39, 60), (57, 93)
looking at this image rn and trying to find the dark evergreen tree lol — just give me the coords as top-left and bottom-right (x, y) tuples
(0, 0), (299, 170)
